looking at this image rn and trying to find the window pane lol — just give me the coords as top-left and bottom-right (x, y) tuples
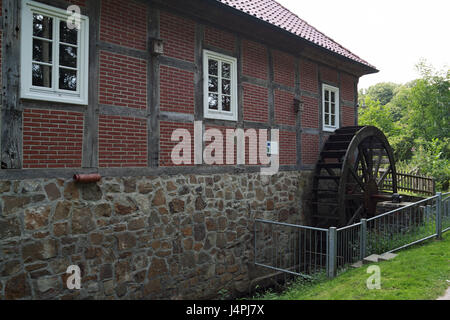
(331, 103), (335, 115)
(324, 114), (329, 126)
(33, 14), (53, 39)
(222, 95), (231, 112)
(324, 90), (329, 102)
(331, 115), (336, 126)
(208, 59), (218, 76)
(222, 79), (231, 95)
(59, 45), (78, 68)
(60, 21), (78, 45)
(33, 39), (53, 63)
(208, 93), (218, 110)
(331, 91), (335, 103)
(208, 76), (218, 93)
(222, 63), (231, 79)
(325, 101), (329, 114)
(32, 64), (52, 88)
(59, 68), (77, 91)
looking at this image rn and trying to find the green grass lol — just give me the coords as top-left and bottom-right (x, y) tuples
(255, 231), (450, 300)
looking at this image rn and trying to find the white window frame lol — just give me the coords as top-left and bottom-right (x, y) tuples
(20, 0), (89, 105)
(203, 50), (238, 121)
(322, 84), (340, 132)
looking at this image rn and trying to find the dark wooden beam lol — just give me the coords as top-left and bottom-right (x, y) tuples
(1, 0), (22, 169)
(82, 0), (100, 168)
(295, 58), (302, 169)
(148, 6), (161, 167)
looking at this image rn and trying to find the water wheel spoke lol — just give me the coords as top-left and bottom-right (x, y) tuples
(357, 148), (369, 182)
(377, 165), (392, 187)
(347, 204), (364, 225)
(364, 147), (374, 180)
(348, 166), (365, 191)
(374, 153), (383, 179)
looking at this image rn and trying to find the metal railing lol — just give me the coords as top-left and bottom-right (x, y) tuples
(255, 192), (449, 279)
(254, 219), (328, 278)
(443, 192), (450, 232)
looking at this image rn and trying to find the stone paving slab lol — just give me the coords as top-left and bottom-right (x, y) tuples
(379, 252), (397, 261)
(363, 254), (380, 264)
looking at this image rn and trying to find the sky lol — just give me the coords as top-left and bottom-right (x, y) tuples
(276, 0), (450, 90)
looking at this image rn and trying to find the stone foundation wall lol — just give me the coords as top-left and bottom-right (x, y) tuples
(0, 171), (312, 300)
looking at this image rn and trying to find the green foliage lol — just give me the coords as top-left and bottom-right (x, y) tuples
(359, 82), (400, 106)
(358, 61), (450, 191)
(411, 138), (450, 190)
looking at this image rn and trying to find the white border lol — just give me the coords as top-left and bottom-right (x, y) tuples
(322, 84), (340, 132)
(203, 50), (238, 122)
(20, 0), (89, 105)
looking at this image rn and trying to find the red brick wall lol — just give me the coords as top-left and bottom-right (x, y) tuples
(100, 0), (148, 51)
(23, 109), (84, 169)
(204, 125), (236, 165)
(279, 131), (297, 165)
(341, 73), (355, 102)
(160, 121), (195, 167)
(274, 89), (295, 126)
(160, 66), (195, 114)
(242, 40), (268, 80)
(160, 10), (195, 63)
(341, 105), (355, 127)
(301, 96), (319, 129)
(320, 65), (338, 85)
(301, 134), (319, 165)
(273, 50), (295, 88)
(300, 59), (318, 93)
(98, 115), (148, 168)
(243, 83), (269, 123)
(204, 26), (236, 53)
(99, 51), (147, 109)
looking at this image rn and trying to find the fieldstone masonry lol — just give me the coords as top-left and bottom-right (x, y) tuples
(0, 171), (312, 299)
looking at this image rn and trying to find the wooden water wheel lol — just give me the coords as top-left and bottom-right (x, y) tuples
(311, 126), (398, 228)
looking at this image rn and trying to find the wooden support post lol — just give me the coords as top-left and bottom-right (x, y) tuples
(1, 0), (22, 169)
(82, 0), (100, 168)
(148, 6), (161, 168)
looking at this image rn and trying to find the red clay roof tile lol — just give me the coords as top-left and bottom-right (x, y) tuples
(218, 0), (376, 69)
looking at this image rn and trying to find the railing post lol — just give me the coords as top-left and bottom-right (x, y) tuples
(436, 192), (442, 240)
(327, 227), (337, 278)
(360, 219), (367, 260)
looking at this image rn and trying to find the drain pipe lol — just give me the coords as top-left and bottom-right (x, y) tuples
(73, 173), (102, 183)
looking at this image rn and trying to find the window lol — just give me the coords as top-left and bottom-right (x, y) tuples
(322, 84), (339, 131)
(203, 50), (238, 121)
(21, 0), (89, 104)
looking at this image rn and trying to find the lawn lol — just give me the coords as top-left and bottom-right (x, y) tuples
(256, 231), (450, 300)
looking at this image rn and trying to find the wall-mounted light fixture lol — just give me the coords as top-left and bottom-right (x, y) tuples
(293, 98), (304, 113)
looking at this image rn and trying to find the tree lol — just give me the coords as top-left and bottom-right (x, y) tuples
(359, 82), (400, 106)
